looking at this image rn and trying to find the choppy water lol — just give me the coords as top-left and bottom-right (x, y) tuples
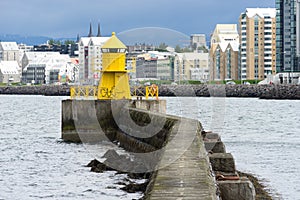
(0, 95), (299, 199)
(0, 95), (143, 200)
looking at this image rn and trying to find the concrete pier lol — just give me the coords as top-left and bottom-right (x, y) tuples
(145, 119), (217, 199)
(61, 99), (256, 199)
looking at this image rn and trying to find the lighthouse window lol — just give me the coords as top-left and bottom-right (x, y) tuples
(109, 48), (119, 53)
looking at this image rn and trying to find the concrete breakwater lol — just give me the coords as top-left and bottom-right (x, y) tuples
(0, 85), (69, 96)
(0, 84), (299, 99)
(157, 84), (300, 99)
(62, 99), (257, 199)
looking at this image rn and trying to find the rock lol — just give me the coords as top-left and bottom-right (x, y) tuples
(120, 180), (149, 193)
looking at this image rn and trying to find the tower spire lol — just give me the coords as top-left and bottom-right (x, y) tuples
(88, 22), (93, 37)
(97, 23), (101, 37)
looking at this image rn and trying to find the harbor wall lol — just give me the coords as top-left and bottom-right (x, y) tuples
(1, 84), (299, 99)
(62, 99), (256, 199)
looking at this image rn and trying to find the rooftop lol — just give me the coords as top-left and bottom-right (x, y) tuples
(245, 8), (276, 18)
(0, 42), (19, 51)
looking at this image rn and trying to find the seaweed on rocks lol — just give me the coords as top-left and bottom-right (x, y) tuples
(86, 149), (154, 199)
(237, 171), (273, 200)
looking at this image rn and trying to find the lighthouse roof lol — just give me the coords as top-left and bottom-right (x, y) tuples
(102, 32), (127, 49)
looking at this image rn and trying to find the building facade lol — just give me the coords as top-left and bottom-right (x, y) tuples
(239, 8), (277, 81)
(0, 61), (21, 83)
(0, 42), (20, 63)
(77, 23), (110, 85)
(174, 53), (209, 83)
(136, 58), (158, 79)
(209, 24), (240, 81)
(21, 52), (76, 84)
(135, 51), (173, 80)
(78, 36), (109, 84)
(276, 0), (300, 83)
(211, 42), (239, 81)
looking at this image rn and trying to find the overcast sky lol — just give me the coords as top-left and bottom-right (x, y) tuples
(0, 0), (275, 38)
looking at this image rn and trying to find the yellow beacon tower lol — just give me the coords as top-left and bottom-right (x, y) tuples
(97, 32), (131, 100)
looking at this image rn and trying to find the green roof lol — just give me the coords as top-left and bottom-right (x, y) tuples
(102, 32), (127, 49)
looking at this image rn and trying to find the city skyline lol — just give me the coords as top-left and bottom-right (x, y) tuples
(0, 0), (274, 38)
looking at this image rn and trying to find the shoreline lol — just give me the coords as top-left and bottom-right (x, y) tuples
(237, 171), (273, 200)
(0, 84), (299, 99)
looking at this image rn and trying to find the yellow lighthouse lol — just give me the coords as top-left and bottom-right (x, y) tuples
(97, 32), (131, 99)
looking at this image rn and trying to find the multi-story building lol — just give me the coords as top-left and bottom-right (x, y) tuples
(78, 23), (109, 85)
(136, 58), (158, 79)
(0, 61), (21, 83)
(276, 0), (300, 83)
(239, 8), (277, 81)
(21, 52), (60, 70)
(209, 24), (240, 81)
(0, 42), (20, 64)
(135, 51), (173, 80)
(157, 58), (172, 80)
(210, 42), (240, 81)
(21, 52), (76, 84)
(174, 52), (209, 83)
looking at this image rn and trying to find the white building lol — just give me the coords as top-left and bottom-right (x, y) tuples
(22, 52), (77, 84)
(0, 61), (21, 83)
(210, 24), (240, 81)
(0, 42), (20, 64)
(174, 53), (209, 83)
(78, 36), (110, 85)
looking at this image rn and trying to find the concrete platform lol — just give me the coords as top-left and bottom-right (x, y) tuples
(146, 119), (217, 199)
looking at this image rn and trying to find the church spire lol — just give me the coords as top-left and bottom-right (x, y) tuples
(97, 23), (101, 37)
(88, 22), (93, 37)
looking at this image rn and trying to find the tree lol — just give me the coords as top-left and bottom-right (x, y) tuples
(158, 42), (168, 50)
(175, 45), (182, 53)
(48, 39), (61, 45)
(197, 45), (209, 53)
(175, 45), (192, 53)
(64, 40), (75, 45)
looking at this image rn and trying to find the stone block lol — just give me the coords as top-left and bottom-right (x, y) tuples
(209, 153), (235, 173)
(204, 132), (221, 141)
(218, 177), (256, 200)
(205, 141), (226, 153)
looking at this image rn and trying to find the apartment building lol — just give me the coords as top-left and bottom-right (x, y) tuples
(210, 24), (240, 81)
(78, 36), (110, 85)
(135, 51), (173, 80)
(174, 52), (209, 82)
(210, 42), (239, 80)
(239, 8), (277, 81)
(22, 52), (76, 84)
(276, 0), (300, 83)
(77, 23), (110, 85)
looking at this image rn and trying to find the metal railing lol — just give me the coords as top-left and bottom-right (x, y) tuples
(71, 84), (159, 100)
(70, 86), (97, 99)
(131, 84), (159, 100)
